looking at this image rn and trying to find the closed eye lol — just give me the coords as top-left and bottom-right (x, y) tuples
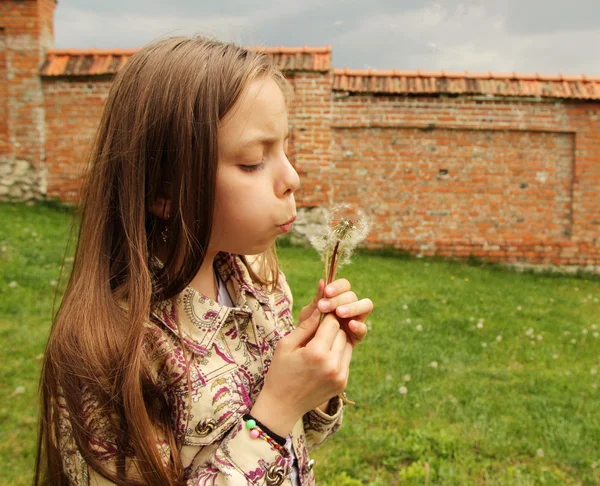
(240, 161), (265, 172)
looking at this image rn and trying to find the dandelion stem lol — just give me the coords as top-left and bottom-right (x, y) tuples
(328, 241), (340, 284)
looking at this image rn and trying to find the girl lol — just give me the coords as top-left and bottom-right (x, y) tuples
(35, 36), (373, 486)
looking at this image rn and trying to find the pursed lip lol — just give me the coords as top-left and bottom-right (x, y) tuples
(280, 215), (297, 226)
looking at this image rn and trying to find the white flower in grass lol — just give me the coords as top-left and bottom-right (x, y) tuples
(571, 339), (577, 344)
(592, 368), (598, 375)
(594, 332), (599, 338)
(8, 281), (17, 288)
(536, 449), (544, 457)
(50, 280), (57, 287)
(594, 298), (599, 303)
(15, 386), (25, 394)
(496, 335), (503, 342)
(399, 386), (408, 395)
(406, 318), (412, 324)
(430, 361), (439, 369)
(385, 374), (392, 382)
(517, 306), (522, 311)
(481, 342), (487, 348)
(537, 335), (543, 341)
(402, 304), (408, 310)
(477, 322), (484, 329)
(469, 317), (475, 322)
(552, 354), (559, 359)
(550, 298), (555, 302)
(592, 325), (598, 330)
(593, 384), (598, 390)
(530, 341), (536, 346)
(563, 330), (571, 336)
(416, 324), (423, 332)
(526, 328), (535, 337)
(403, 374), (411, 382)
(582, 329), (588, 335)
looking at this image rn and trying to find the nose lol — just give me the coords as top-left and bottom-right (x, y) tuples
(277, 154), (300, 197)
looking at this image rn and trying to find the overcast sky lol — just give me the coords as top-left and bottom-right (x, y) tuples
(54, 0), (600, 75)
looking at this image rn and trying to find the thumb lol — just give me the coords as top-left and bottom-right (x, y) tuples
(289, 308), (321, 348)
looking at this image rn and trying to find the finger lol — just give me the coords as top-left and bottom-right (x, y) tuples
(286, 308), (321, 348)
(348, 320), (369, 343)
(300, 279), (325, 322)
(318, 291), (357, 314)
(307, 313), (340, 351)
(336, 298), (374, 320)
(324, 278), (351, 298)
(339, 341), (353, 387)
(330, 328), (348, 356)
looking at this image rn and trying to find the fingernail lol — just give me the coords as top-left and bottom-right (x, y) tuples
(338, 305), (347, 316)
(325, 285), (335, 295)
(319, 300), (330, 311)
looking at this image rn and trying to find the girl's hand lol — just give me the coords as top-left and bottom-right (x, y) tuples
(299, 278), (373, 348)
(251, 310), (352, 436)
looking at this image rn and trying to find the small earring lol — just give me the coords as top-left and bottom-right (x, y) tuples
(160, 225), (171, 243)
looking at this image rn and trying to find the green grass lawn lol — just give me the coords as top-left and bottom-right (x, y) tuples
(1, 202), (599, 486)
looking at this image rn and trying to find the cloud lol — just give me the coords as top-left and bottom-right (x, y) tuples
(53, 0), (600, 75)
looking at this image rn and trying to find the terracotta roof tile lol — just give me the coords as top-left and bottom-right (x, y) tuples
(333, 68), (600, 100)
(41, 45), (331, 77)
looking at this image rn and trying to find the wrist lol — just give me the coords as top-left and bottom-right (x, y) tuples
(250, 390), (299, 438)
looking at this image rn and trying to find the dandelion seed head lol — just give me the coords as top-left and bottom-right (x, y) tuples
(477, 322), (484, 329)
(403, 374), (411, 382)
(416, 324), (423, 331)
(430, 361), (438, 368)
(552, 354), (559, 359)
(385, 374), (392, 381)
(536, 449), (544, 457)
(481, 342), (487, 348)
(399, 386), (408, 395)
(496, 335), (502, 342)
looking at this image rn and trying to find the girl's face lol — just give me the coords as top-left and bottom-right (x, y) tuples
(211, 76), (299, 255)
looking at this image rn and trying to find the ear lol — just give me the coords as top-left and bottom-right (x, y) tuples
(149, 197), (172, 220)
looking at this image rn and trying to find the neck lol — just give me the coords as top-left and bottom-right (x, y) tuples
(189, 250), (219, 301)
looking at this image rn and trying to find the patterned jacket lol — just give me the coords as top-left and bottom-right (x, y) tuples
(58, 252), (345, 485)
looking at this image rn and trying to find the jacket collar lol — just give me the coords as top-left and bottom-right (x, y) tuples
(149, 252), (270, 357)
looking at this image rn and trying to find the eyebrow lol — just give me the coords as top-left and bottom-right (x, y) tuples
(236, 131), (290, 151)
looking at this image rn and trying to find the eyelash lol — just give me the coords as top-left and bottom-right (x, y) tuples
(240, 161), (265, 172)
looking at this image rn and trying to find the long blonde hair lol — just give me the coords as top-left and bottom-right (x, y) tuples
(35, 36), (292, 485)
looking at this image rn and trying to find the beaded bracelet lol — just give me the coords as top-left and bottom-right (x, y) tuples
(243, 414), (288, 455)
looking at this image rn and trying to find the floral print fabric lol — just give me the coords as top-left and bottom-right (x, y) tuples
(58, 252), (345, 485)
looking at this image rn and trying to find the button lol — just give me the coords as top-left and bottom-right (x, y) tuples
(265, 464), (287, 486)
(194, 418), (216, 437)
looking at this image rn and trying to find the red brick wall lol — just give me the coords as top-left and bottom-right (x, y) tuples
(332, 96), (600, 265)
(2, 0), (598, 267)
(0, 0), (55, 198)
(287, 72), (333, 208)
(42, 77), (111, 200)
(0, 27), (7, 161)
